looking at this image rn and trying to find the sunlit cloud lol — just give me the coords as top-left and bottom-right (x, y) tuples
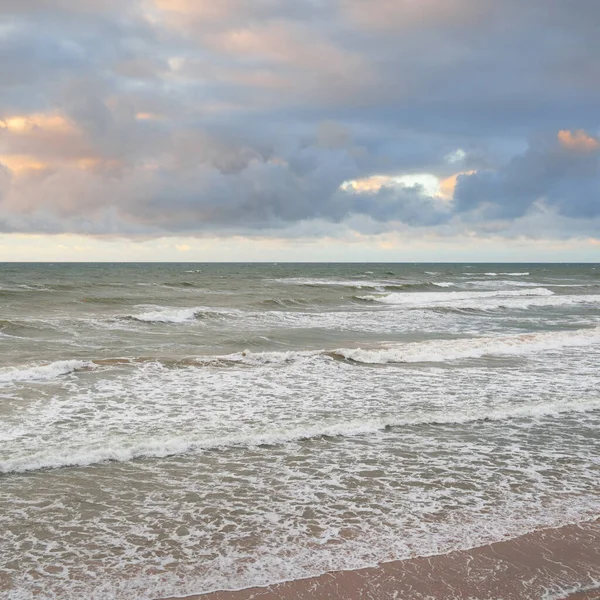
(438, 170), (476, 199)
(152, 0), (244, 23)
(135, 112), (165, 121)
(340, 173), (441, 196)
(0, 154), (48, 173)
(557, 129), (599, 153)
(206, 23), (367, 82)
(341, 0), (480, 29)
(340, 175), (392, 193)
(0, 113), (73, 134)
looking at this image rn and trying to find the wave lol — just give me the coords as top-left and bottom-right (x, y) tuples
(124, 306), (235, 324)
(192, 326), (600, 367)
(162, 281), (200, 288)
(0, 331), (25, 339)
(358, 288), (600, 311)
(14, 325), (598, 380)
(5, 326), (599, 387)
(260, 297), (312, 308)
(0, 318), (24, 330)
(191, 349), (317, 367)
(330, 327), (600, 364)
(462, 282), (600, 295)
(129, 326), (600, 368)
(272, 277), (393, 290)
(482, 272), (530, 276)
(272, 278), (437, 291)
(0, 318), (56, 339)
(127, 308), (200, 323)
(0, 360), (94, 384)
(394, 287), (552, 301)
(358, 287), (551, 305)
(464, 280), (545, 288)
(0, 284), (53, 293)
(80, 296), (139, 305)
(3, 397), (599, 474)
(0, 287), (46, 298)
(275, 277), (459, 292)
(89, 353), (300, 369)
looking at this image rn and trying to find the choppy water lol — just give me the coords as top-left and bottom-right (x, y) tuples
(1, 263), (599, 599)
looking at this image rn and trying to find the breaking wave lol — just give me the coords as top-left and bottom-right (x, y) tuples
(4, 326), (598, 389)
(124, 306), (235, 324)
(330, 327), (600, 364)
(0, 360), (94, 384)
(3, 397), (599, 474)
(273, 278), (454, 292)
(188, 326), (600, 367)
(358, 288), (600, 310)
(152, 326), (600, 367)
(482, 272), (531, 276)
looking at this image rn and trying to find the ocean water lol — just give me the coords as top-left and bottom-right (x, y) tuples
(1, 263), (599, 599)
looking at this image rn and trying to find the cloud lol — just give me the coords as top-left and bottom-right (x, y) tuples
(0, 136), (452, 235)
(454, 130), (600, 219)
(340, 0), (484, 30)
(558, 129), (600, 153)
(0, 0), (599, 247)
(438, 171), (475, 199)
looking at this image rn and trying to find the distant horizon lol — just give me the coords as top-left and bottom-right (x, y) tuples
(2, 260), (599, 265)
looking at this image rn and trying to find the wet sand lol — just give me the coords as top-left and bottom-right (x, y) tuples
(160, 519), (600, 600)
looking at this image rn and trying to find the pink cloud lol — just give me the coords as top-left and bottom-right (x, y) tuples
(557, 129), (599, 153)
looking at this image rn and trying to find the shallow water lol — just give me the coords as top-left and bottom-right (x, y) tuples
(1, 263), (599, 599)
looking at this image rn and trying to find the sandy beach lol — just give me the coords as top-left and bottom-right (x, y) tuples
(161, 519), (600, 600)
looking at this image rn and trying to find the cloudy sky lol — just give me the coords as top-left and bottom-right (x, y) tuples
(1, 0), (599, 261)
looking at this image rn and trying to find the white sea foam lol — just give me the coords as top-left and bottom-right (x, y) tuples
(272, 277), (396, 290)
(0, 360), (94, 384)
(333, 327), (600, 364)
(127, 306), (235, 324)
(3, 396), (599, 474)
(465, 279), (545, 288)
(360, 288), (600, 311)
(360, 287), (552, 306)
(543, 582), (600, 600)
(464, 280), (598, 291)
(217, 349), (316, 366)
(275, 277), (456, 291)
(399, 287), (552, 300)
(483, 272), (530, 276)
(130, 307), (200, 323)
(194, 326), (600, 366)
(186, 349), (319, 367)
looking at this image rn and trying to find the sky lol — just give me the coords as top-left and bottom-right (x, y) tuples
(0, 0), (599, 261)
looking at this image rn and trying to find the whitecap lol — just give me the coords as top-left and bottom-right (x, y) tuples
(332, 327), (600, 364)
(3, 396), (599, 474)
(0, 360), (94, 385)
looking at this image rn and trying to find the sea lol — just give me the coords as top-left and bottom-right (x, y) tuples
(1, 263), (599, 600)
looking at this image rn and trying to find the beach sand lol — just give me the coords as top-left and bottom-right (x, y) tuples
(160, 519), (600, 600)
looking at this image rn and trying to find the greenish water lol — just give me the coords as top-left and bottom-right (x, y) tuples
(1, 263), (599, 599)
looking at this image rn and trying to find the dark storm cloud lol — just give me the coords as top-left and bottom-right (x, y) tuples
(0, 0), (598, 238)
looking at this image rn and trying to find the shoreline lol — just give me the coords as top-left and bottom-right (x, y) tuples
(159, 518), (600, 600)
